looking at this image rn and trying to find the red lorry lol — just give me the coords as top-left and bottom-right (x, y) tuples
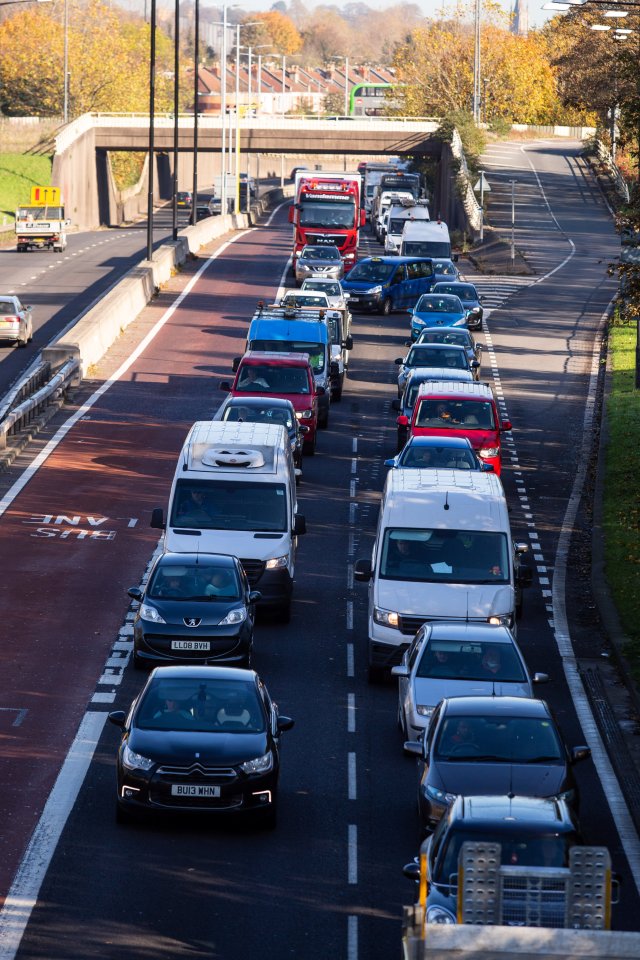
(289, 172), (365, 273)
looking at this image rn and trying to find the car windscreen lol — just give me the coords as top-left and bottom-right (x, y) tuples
(249, 342), (325, 374)
(147, 562), (241, 601)
(236, 363), (311, 392)
(416, 296), (463, 314)
(348, 261), (395, 283)
(405, 348), (467, 369)
(434, 284), (476, 299)
(136, 678), (266, 733)
(434, 715), (562, 763)
(222, 405), (294, 432)
(404, 241), (451, 258)
(380, 528), (509, 584)
(398, 442), (478, 470)
(415, 399), (495, 430)
(18, 206), (64, 219)
(299, 201), (355, 229)
(417, 330), (472, 348)
(171, 480), (288, 532)
(304, 281), (341, 296)
(416, 639), (526, 681)
(281, 295), (328, 308)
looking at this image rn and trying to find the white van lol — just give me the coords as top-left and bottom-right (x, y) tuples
(384, 200), (430, 253)
(354, 470), (531, 681)
(151, 421), (306, 621)
(400, 220), (452, 259)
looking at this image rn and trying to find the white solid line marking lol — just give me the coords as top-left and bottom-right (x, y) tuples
(348, 825), (358, 884)
(347, 916), (358, 960)
(348, 752), (357, 800)
(347, 644), (354, 678)
(346, 600), (353, 631)
(347, 693), (356, 732)
(0, 712), (107, 957)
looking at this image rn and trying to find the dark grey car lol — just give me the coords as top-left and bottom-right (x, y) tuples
(431, 281), (484, 330)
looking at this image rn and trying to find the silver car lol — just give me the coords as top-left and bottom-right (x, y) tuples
(295, 245), (344, 285)
(391, 621), (547, 742)
(301, 278), (351, 312)
(0, 295), (33, 347)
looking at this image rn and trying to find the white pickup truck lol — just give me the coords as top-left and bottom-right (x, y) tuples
(15, 187), (70, 253)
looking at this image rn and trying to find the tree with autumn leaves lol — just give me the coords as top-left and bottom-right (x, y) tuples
(0, 0), (183, 117)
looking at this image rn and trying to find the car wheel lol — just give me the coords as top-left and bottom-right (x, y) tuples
(332, 386), (342, 402)
(17, 333), (27, 348)
(318, 409), (329, 429)
(303, 433), (316, 456)
(380, 297), (392, 316)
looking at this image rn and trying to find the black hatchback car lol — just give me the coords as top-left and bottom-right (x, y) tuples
(128, 553), (260, 669)
(405, 696), (590, 834)
(213, 394), (307, 473)
(109, 666), (294, 826)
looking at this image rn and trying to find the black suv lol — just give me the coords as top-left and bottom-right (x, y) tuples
(414, 795), (583, 925)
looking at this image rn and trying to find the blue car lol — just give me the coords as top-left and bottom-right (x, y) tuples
(409, 294), (467, 341)
(341, 256), (435, 315)
(385, 435), (492, 471)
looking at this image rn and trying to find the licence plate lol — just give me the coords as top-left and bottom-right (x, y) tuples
(171, 784), (221, 798)
(171, 640), (211, 651)
(349, 296), (359, 302)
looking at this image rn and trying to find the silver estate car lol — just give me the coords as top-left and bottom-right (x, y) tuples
(392, 621), (548, 742)
(295, 245), (344, 284)
(0, 296), (33, 347)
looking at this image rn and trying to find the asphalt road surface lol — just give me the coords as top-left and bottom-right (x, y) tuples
(0, 144), (637, 960)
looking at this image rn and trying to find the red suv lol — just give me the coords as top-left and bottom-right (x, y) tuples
(398, 380), (511, 475)
(220, 351), (322, 455)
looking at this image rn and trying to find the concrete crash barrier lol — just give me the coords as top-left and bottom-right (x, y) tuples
(44, 184), (294, 379)
(409, 924), (640, 960)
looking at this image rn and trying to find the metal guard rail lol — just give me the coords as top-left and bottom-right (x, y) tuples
(0, 358), (79, 450)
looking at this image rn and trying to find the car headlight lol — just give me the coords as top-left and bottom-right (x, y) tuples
(344, 253), (355, 260)
(366, 285), (382, 295)
(240, 752), (274, 774)
(416, 704), (435, 718)
(426, 905), (456, 925)
(140, 603), (165, 624)
(296, 409), (313, 420)
(425, 784), (457, 805)
(122, 743), (154, 772)
(488, 613), (514, 627)
(373, 606), (399, 628)
(480, 446), (499, 458)
(265, 555), (288, 570)
(412, 316), (425, 326)
(219, 606), (247, 625)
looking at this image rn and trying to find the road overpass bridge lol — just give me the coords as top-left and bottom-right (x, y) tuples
(51, 114), (457, 231)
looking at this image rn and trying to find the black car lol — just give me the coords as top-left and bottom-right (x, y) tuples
(405, 794), (583, 925)
(109, 666), (294, 826)
(128, 553), (260, 669)
(213, 395), (307, 474)
(176, 191), (193, 209)
(405, 696), (590, 834)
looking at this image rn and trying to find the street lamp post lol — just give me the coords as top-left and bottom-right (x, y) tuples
(172, 0), (179, 241)
(472, 0), (481, 122)
(254, 45), (272, 115)
(330, 55), (350, 116)
(146, 0), (157, 262)
(191, 0), (199, 226)
(63, 0), (69, 122)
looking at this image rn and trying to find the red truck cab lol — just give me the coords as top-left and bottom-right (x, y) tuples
(220, 351), (322, 456)
(289, 173), (366, 273)
(397, 380), (511, 475)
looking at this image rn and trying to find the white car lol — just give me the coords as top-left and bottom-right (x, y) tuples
(279, 289), (331, 311)
(391, 621), (547, 742)
(0, 295), (33, 348)
(301, 278), (351, 311)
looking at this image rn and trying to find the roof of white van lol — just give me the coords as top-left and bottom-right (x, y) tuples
(402, 220), (451, 238)
(183, 421), (288, 474)
(382, 469), (508, 530)
(416, 380), (494, 400)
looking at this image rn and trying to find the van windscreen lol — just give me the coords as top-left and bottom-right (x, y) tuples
(171, 480), (288, 532)
(237, 363), (311, 392)
(247, 344), (324, 375)
(403, 241), (451, 258)
(380, 528), (509, 584)
(415, 399), (495, 430)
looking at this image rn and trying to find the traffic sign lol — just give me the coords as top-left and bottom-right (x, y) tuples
(30, 186), (61, 206)
(473, 174), (491, 194)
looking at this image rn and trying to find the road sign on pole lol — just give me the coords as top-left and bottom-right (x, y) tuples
(473, 173), (491, 194)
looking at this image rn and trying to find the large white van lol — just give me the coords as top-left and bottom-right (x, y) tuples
(384, 200), (430, 254)
(354, 470), (531, 681)
(400, 220), (452, 259)
(151, 421), (306, 621)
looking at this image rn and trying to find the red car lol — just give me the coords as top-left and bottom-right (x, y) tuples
(397, 380), (511, 475)
(220, 351), (322, 456)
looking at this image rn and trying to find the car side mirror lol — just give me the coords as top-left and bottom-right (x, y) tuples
(501, 420), (512, 431)
(293, 514), (306, 536)
(128, 587), (143, 601)
(471, 360), (480, 369)
(330, 361), (340, 376)
(481, 463), (494, 472)
(571, 745), (591, 763)
(288, 207), (294, 223)
(515, 542), (529, 555)
(219, 381), (231, 392)
(452, 253), (459, 262)
(108, 711), (126, 728)
(403, 861), (421, 882)
(150, 507), (165, 530)
(532, 672), (549, 684)
(384, 458), (395, 467)
(391, 399), (401, 412)
(277, 715), (295, 732)
(354, 559), (372, 581)
(232, 357), (241, 373)
(403, 740), (423, 757)
(316, 386), (325, 396)
(298, 424), (309, 434)
(397, 415), (409, 426)
(394, 357), (403, 365)
(249, 591), (262, 603)
(360, 210), (366, 226)
(344, 335), (353, 350)
(391, 665), (409, 678)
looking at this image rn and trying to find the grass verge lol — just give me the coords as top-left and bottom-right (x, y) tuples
(0, 154), (53, 227)
(604, 320), (640, 681)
